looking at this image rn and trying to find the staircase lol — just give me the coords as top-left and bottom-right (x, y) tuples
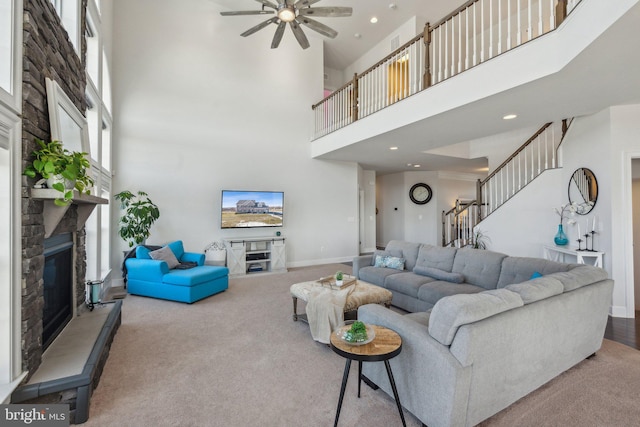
(442, 119), (571, 247)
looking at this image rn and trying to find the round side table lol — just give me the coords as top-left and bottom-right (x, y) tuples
(329, 324), (406, 427)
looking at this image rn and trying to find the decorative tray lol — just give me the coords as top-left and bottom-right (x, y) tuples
(334, 321), (375, 346)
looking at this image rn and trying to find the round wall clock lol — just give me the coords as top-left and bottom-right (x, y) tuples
(409, 183), (432, 205)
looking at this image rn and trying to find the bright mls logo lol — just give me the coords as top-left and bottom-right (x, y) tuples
(1, 405), (69, 426)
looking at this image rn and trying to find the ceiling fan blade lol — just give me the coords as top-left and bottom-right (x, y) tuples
(254, 0), (278, 9)
(298, 7), (353, 18)
(296, 16), (337, 39)
(241, 17), (279, 37)
(221, 10), (274, 16)
(271, 21), (286, 48)
(289, 20), (310, 49)
(294, 0), (322, 7)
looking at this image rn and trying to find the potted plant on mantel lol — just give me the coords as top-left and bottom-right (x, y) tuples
(23, 138), (94, 206)
(114, 190), (160, 247)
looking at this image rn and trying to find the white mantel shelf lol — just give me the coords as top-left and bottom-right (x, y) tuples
(30, 188), (109, 238)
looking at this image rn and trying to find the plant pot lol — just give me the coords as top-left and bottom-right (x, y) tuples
(46, 175), (75, 190)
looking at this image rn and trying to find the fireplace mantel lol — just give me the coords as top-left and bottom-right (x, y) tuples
(30, 189), (109, 238)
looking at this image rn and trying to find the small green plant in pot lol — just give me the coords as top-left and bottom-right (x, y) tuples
(23, 138), (94, 206)
(114, 190), (160, 247)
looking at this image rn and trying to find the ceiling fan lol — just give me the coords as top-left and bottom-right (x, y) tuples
(220, 0), (353, 50)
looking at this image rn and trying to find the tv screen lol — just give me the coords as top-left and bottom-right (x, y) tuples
(221, 190), (284, 229)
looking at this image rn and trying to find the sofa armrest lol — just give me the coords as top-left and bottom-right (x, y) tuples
(125, 258), (170, 282)
(353, 254), (373, 278)
(181, 252), (205, 266)
(357, 304), (472, 427)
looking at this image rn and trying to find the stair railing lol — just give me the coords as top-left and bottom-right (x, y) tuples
(443, 119), (571, 247)
(312, 0), (582, 139)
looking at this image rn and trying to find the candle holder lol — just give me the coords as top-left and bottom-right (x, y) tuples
(576, 238), (583, 251)
(583, 233), (591, 251)
(590, 230), (597, 251)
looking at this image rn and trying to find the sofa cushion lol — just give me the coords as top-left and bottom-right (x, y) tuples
(371, 249), (402, 266)
(414, 266), (464, 284)
(417, 281), (485, 305)
(163, 265), (229, 286)
(386, 240), (421, 271)
(497, 257), (574, 288)
(167, 240), (185, 260)
(429, 289), (524, 345)
(149, 246), (180, 269)
(415, 245), (457, 272)
(452, 248), (507, 290)
(405, 309), (432, 327)
(544, 265), (609, 292)
(385, 272), (434, 298)
(505, 277), (564, 304)
(358, 266), (403, 287)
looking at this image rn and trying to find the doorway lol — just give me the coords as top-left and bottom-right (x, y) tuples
(632, 159), (640, 314)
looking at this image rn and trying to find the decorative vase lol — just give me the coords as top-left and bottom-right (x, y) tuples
(335, 280), (343, 287)
(554, 224), (569, 246)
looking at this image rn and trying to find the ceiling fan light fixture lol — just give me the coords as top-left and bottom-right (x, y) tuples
(278, 6), (296, 22)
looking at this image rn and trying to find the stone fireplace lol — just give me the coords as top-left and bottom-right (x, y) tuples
(20, 0), (90, 379)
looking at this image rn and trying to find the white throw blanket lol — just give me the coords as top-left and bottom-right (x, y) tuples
(306, 286), (353, 344)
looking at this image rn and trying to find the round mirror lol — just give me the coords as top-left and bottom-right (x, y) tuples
(568, 168), (598, 215)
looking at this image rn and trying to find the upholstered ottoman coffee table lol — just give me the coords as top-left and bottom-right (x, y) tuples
(290, 278), (392, 323)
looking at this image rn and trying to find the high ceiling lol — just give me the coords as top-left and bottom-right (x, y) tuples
(212, 0), (466, 69)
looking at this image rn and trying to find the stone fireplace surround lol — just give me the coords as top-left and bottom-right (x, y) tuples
(15, 0), (119, 422)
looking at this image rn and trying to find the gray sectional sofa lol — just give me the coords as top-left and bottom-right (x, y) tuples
(353, 240), (613, 427)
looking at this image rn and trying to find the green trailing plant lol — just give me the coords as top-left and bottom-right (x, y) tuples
(114, 190), (160, 247)
(23, 138), (94, 206)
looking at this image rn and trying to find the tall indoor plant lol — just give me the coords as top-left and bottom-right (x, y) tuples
(23, 138), (94, 206)
(114, 190), (160, 247)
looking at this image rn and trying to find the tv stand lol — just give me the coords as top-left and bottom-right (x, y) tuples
(224, 237), (286, 276)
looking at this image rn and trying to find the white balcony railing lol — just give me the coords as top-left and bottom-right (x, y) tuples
(312, 0), (581, 139)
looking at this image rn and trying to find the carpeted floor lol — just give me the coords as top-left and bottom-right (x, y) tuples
(84, 264), (640, 427)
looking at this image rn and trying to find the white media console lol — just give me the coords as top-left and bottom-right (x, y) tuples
(224, 237), (287, 276)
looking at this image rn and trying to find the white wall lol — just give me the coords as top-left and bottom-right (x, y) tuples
(342, 16), (424, 86)
(110, 0), (360, 269)
(633, 176), (640, 311)
(376, 170), (478, 247)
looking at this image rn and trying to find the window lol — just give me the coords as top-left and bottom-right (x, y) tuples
(0, 0), (24, 401)
(49, 0), (81, 53)
(84, 0), (112, 284)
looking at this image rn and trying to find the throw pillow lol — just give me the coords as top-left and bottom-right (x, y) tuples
(414, 265), (465, 284)
(370, 249), (401, 266)
(374, 255), (386, 268)
(530, 271), (543, 280)
(382, 256), (405, 270)
(149, 246), (180, 269)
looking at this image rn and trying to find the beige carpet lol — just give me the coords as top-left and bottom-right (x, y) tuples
(84, 264), (640, 427)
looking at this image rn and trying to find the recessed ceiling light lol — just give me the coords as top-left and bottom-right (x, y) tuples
(370, 16), (378, 24)
(414, 164), (421, 168)
(389, 146), (398, 150)
(503, 114), (518, 120)
(389, 3), (397, 10)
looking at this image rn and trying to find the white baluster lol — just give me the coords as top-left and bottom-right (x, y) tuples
(445, 21), (450, 80)
(507, 0), (512, 50)
(481, 0), (485, 63)
(549, 0), (555, 30)
(458, 13), (462, 74)
(465, 7), (470, 70)
(538, 0), (543, 36)
(517, 0), (522, 45)
(498, 0), (503, 54)
(528, 0), (532, 41)
(489, 0), (494, 59)
(473, 3), (478, 66)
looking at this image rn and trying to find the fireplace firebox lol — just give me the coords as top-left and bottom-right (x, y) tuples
(42, 233), (74, 350)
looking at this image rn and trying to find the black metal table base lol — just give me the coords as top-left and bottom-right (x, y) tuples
(333, 359), (406, 427)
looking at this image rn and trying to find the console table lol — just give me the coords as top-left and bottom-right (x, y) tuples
(543, 245), (604, 267)
(224, 237), (286, 276)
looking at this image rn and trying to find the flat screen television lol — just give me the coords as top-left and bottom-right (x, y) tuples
(221, 190), (284, 229)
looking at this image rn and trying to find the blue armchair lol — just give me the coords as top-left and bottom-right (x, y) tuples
(125, 240), (228, 303)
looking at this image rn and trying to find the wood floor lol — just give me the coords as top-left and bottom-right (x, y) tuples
(604, 312), (640, 350)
